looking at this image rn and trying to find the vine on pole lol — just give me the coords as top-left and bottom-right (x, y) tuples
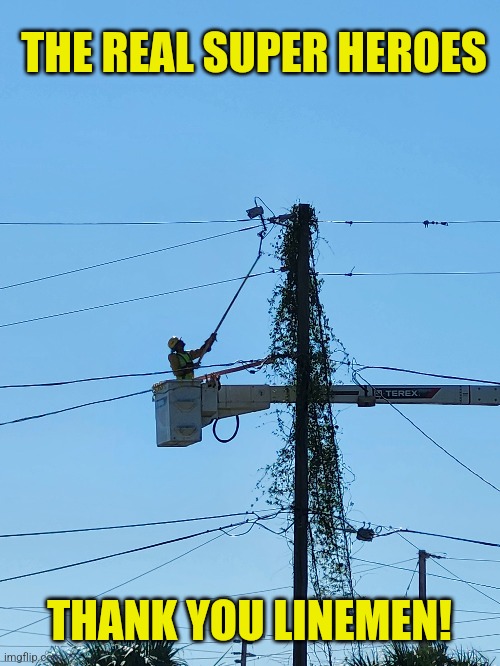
(265, 203), (353, 597)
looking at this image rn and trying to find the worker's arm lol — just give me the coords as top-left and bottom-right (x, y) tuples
(189, 333), (217, 360)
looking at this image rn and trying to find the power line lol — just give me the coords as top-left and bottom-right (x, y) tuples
(0, 271), (274, 329)
(0, 607), (46, 615)
(4, 217), (500, 227)
(382, 528), (500, 549)
(0, 389), (150, 427)
(3, 358), (494, 392)
(456, 609), (500, 615)
(0, 637), (53, 644)
(354, 370), (500, 495)
(0, 226), (259, 292)
(455, 616), (500, 625)
(0, 585), (291, 643)
(353, 363), (500, 386)
(320, 270), (500, 277)
(430, 557), (500, 609)
(0, 359), (263, 389)
(446, 557), (500, 563)
(0, 510), (280, 539)
(403, 561), (419, 598)
(0, 370), (167, 388)
(365, 518), (500, 549)
(351, 557), (500, 595)
(318, 219), (500, 225)
(352, 558), (416, 576)
(454, 633), (500, 640)
(398, 531), (500, 610)
(5, 509), (488, 592)
(76, 535), (226, 600)
(0, 354), (272, 424)
(0, 513), (278, 584)
(0, 218), (254, 226)
(0, 532), (287, 640)
(0, 358), (269, 426)
(0, 627), (49, 636)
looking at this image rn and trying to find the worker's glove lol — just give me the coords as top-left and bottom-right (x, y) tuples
(204, 332), (217, 352)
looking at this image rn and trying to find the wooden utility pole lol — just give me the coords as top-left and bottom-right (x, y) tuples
(418, 550), (428, 600)
(293, 203), (312, 666)
(240, 640), (247, 666)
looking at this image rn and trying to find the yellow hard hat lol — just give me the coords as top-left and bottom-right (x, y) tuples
(168, 336), (180, 350)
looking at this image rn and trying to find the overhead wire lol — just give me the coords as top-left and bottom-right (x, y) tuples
(0, 226), (259, 292)
(456, 609), (500, 615)
(0, 358), (266, 390)
(403, 561), (419, 598)
(4, 218), (500, 226)
(446, 557), (500, 563)
(0, 512), (279, 584)
(0, 606), (46, 615)
(0, 585), (290, 621)
(1, 369), (281, 423)
(318, 219), (500, 225)
(380, 527), (500, 549)
(0, 509), (284, 539)
(340, 515), (500, 601)
(87, 533), (225, 599)
(397, 531), (500, 614)
(0, 255), (277, 426)
(455, 616), (500, 624)
(353, 369), (500, 494)
(353, 363), (500, 387)
(352, 558), (416, 576)
(0, 389), (150, 427)
(350, 557), (500, 596)
(0, 548), (289, 640)
(453, 632), (500, 641)
(0, 627), (48, 636)
(0, 271), (275, 329)
(431, 556), (500, 610)
(320, 270), (500, 277)
(0, 359), (273, 425)
(0, 218), (255, 226)
(0, 225), (276, 423)
(34, 358), (480, 394)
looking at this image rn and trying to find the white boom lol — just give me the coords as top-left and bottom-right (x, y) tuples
(153, 380), (500, 447)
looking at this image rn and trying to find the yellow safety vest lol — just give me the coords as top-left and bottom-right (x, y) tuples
(176, 351), (195, 380)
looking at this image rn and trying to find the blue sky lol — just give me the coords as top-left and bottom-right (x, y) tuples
(1, 1), (500, 663)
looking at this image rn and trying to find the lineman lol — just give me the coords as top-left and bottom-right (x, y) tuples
(168, 333), (217, 380)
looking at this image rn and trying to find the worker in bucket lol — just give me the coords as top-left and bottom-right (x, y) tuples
(168, 333), (217, 380)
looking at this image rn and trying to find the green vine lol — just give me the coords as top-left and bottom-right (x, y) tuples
(265, 204), (353, 598)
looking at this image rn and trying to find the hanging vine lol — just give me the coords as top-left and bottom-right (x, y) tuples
(265, 203), (354, 598)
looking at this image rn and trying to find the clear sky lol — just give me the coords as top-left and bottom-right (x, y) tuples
(1, 1), (500, 664)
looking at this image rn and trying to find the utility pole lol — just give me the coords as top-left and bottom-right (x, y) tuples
(234, 639), (255, 666)
(240, 640), (247, 666)
(418, 550), (428, 600)
(418, 550), (443, 601)
(293, 203), (312, 666)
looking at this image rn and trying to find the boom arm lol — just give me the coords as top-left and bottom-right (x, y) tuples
(154, 381), (500, 447)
